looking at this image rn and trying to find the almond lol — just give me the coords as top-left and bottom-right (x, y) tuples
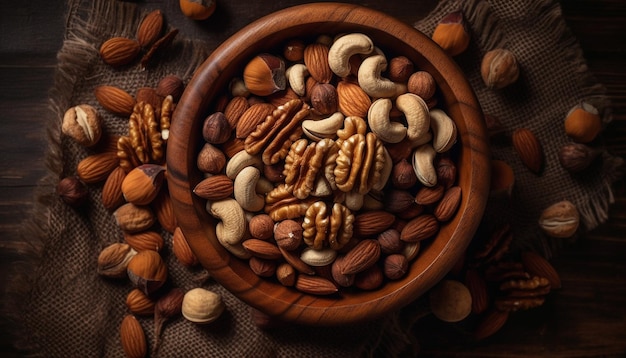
(353, 211), (395, 237)
(521, 251), (561, 289)
(512, 128), (543, 174)
(295, 275), (338, 295)
(303, 42), (333, 83)
(124, 230), (164, 252)
(120, 314), (147, 358)
(400, 214), (439, 242)
(433, 186), (462, 222)
(242, 239), (282, 260)
(100, 37), (141, 67)
(340, 239), (381, 275)
(336, 80), (371, 118)
(223, 96), (250, 128)
(193, 175), (234, 200)
(152, 189), (177, 234)
(125, 289), (156, 316)
(102, 166), (126, 210)
(415, 184), (445, 205)
(235, 103), (275, 139)
(465, 268), (489, 314)
(473, 309), (509, 340)
(94, 85), (136, 116)
(76, 152), (120, 184)
(172, 227), (199, 267)
(136, 9), (164, 48)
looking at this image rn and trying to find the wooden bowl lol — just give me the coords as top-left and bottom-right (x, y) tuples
(167, 3), (489, 326)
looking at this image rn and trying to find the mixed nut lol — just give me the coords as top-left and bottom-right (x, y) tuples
(193, 32), (464, 295)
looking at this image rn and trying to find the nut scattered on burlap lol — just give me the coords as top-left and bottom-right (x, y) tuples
(4, 0), (622, 357)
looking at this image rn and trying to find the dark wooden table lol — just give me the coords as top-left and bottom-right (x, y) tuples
(1, 0), (624, 356)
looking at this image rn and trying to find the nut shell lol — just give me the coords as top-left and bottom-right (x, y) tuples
(182, 288), (225, 324)
(480, 49), (520, 89)
(62, 104), (103, 147)
(538, 200), (580, 238)
(127, 250), (168, 296)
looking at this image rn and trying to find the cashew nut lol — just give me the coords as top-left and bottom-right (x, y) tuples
(396, 93), (432, 147)
(430, 109), (457, 153)
(300, 246), (337, 266)
(411, 144), (438, 187)
(358, 55), (407, 98)
(234, 166), (265, 212)
(285, 63), (308, 96)
(225, 150), (262, 179)
(328, 33), (374, 78)
(229, 77), (250, 98)
(206, 198), (247, 245)
(367, 98), (407, 143)
(255, 176), (274, 196)
(302, 111), (344, 141)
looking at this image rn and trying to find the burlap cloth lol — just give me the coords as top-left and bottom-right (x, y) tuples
(4, 0), (622, 357)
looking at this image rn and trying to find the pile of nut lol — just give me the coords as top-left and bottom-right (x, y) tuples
(56, 9), (230, 357)
(193, 32), (463, 295)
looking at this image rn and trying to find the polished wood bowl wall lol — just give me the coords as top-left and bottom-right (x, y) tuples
(167, 2), (490, 326)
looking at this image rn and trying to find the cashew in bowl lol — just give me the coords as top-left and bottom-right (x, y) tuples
(396, 93), (432, 147)
(328, 33), (375, 78)
(206, 198), (247, 245)
(234, 166), (265, 212)
(367, 98), (407, 143)
(430, 109), (458, 153)
(412, 144), (438, 187)
(357, 55), (407, 98)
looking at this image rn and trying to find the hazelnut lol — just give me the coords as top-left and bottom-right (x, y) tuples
(197, 143), (226, 174)
(202, 112), (232, 144)
(480, 49), (520, 89)
(309, 83), (338, 115)
(273, 219), (303, 251)
(283, 39), (305, 62)
(243, 53), (286, 96)
(276, 262), (297, 286)
(429, 279), (472, 322)
(156, 75), (184, 101)
(126, 250), (168, 295)
(121, 164), (165, 205)
(407, 71), (437, 100)
(377, 229), (405, 254)
(558, 142), (600, 173)
(391, 159), (418, 189)
(564, 102), (603, 143)
(181, 288), (225, 324)
(62, 104), (103, 147)
(538, 200), (580, 238)
(249, 214), (275, 240)
(436, 156), (457, 189)
(432, 11), (470, 57)
(97, 243), (137, 279)
(384, 254), (409, 280)
(57, 176), (89, 207)
(387, 56), (414, 83)
(249, 256), (277, 277)
(331, 256), (355, 288)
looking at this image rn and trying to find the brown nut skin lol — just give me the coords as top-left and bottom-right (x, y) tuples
(202, 112), (232, 144)
(432, 11), (470, 57)
(309, 83), (338, 115)
(407, 71), (437, 100)
(156, 75), (184, 102)
(197, 143), (226, 174)
(388, 56), (414, 83)
(243, 53), (286, 96)
(249, 214), (275, 241)
(57, 176), (89, 207)
(273, 219), (303, 251)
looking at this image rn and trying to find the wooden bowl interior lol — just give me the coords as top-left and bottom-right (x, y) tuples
(167, 3), (489, 326)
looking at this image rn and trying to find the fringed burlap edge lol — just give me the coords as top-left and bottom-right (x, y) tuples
(4, 1), (211, 356)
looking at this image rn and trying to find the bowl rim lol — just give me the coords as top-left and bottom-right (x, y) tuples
(167, 2), (490, 326)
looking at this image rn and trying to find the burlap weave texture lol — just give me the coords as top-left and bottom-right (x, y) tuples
(7, 0), (621, 357)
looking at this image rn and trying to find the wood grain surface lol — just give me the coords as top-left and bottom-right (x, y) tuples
(0, 0), (624, 356)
